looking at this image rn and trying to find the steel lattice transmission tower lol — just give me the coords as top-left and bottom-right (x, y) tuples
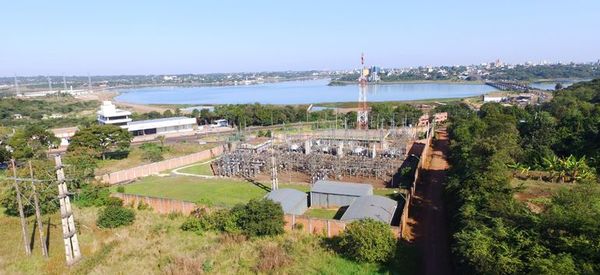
(357, 53), (369, 130)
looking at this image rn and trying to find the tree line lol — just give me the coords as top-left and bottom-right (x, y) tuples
(441, 78), (600, 274)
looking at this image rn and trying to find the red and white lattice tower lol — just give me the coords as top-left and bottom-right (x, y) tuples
(357, 53), (369, 130)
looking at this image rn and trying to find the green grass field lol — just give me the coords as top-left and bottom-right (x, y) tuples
(304, 208), (341, 219)
(113, 175), (312, 208)
(115, 175), (400, 209)
(178, 161), (214, 176)
(96, 143), (215, 175)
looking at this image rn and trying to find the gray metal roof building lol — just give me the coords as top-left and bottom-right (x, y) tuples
(340, 195), (398, 224)
(310, 180), (373, 208)
(265, 188), (308, 215)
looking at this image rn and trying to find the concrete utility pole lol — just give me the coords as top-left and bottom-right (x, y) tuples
(28, 161), (48, 257)
(88, 74), (92, 92)
(54, 155), (81, 265)
(63, 75), (67, 92)
(11, 159), (31, 256)
(14, 74), (20, 94)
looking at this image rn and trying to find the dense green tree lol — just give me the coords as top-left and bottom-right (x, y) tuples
(68, 124), (132, 160)
(1, 160), (59, 216)
(338, 219), (396, 263)
(234, 199), (284, 237)
(7, 125), (58, 160)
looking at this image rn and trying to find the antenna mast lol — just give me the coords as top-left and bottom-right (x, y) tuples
(357, 53), (369, 130)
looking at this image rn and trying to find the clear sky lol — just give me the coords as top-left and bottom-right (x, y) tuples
(1, 0), (599, 76)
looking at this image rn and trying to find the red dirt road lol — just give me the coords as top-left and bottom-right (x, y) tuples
(409, 129), (453, 275)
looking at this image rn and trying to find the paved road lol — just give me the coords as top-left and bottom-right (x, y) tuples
(411, 129), (453, 275)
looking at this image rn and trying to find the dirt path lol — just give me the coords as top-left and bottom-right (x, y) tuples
(409, 128), (453, 275)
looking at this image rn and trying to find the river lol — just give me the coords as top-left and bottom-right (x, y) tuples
(115, 79), (498, 105)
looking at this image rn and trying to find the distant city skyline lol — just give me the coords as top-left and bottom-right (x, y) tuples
(1, 1), (599, 77)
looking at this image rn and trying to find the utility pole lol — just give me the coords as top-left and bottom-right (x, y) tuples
(63, 75), (68, 92)
(88, 74), (92, 92)
(28, 161), (48, 257)
(11, 159), (31, 256)
(47, 76), (53, 92)
(54, 155), (81, 265)
(14, 74), (20, 94)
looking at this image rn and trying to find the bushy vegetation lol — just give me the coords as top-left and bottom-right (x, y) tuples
(73, 184), (112, 207)
(139, 142), (165, 162)
(181, 199), (284, 237)
(6, 125), (58, 160)
(338, 219), (396, 263)
(0, 97), (98, 127)
(1, 160), (59, 216)
(212, 103), (333, 127)
(68, 124), (132, 160)
(97, 203), (136, 229)
(444, 79), (600, 274)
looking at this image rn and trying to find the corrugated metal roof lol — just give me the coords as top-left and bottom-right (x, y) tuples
(340, 195), (398, 224)
(265, 188), (307, 214)
(311, 180), (373, 197)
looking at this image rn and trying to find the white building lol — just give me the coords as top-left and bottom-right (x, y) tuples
(51, 127), (79, 147)
(127, 117), (197, 137)
(97, 101), (132, 126)
(95, 101), (197, 140)
(483, 95), (506, 103)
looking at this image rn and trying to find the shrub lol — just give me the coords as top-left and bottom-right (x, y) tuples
(116, 186), (125, 193)
(235, 199), (284, 237)
(105, 197), (123, 207)
(137, 201), (152, 211)
(97, 206), (136, 228)
(74, 185), (111, 207)
(293, 223), (304, 230)
(338, 219), (396, 263)
(180, 209), (240, 234)
(254, 243), (291, 272)
(181, 216), (204, 234)
(140, 143), (164, 162)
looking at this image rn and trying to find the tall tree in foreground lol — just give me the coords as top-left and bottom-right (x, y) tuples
(7, 125), (58, 160)
(68, 125), (132, 160)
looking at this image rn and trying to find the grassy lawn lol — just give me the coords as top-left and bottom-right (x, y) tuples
(304, 208), (341, 219)
(0, 206), (418, 274)
(96, 142), (215, 175)
(178, 161), (214, 176)
(113, 175), (311, 208)
(511, 178), (570, 213)
(114, 175), (401, 209)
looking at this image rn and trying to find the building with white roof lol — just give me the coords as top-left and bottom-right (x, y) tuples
(97, 101), (132, 126)
(127, 117), (196, 137)
(95, 101), (197, 138)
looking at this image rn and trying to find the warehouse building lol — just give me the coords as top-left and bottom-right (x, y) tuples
(127, 117), (197, 137)
(265, 188), (308, 215)
(310, 180), (373, 208)
(340, 195), (398, 224)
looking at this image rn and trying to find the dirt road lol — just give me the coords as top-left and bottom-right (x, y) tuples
(410, 128), (453, 275)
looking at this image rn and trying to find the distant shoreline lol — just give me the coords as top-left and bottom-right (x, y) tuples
(328, 80), (485, 86)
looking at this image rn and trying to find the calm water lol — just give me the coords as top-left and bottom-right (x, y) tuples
(115, 79), (497, 105)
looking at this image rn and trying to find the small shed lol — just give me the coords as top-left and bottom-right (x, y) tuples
(265, 188), (308, 215)
(340, 195), (398, 224)
(310, 180), (373, 208)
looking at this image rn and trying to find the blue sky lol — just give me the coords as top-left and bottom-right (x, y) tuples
(1, 1), (599, 76)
